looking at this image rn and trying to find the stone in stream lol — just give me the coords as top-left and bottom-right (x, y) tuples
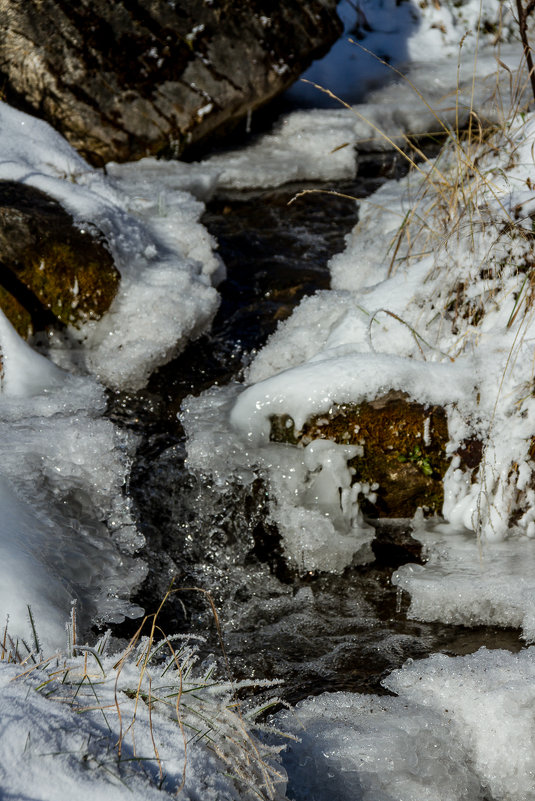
(0, 0), (343, 165)
(0, 181), (119, 338)
(270, 391), (452, 519)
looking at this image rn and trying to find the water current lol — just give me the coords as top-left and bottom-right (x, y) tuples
(106, 153), (522, 706)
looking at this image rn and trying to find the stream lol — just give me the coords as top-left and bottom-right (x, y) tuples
(106, 152), (522, 707)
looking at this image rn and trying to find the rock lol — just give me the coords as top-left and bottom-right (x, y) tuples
(270, 391), (450, 518)
(0, 0), (342, 165)
(0, 181), (119, 336)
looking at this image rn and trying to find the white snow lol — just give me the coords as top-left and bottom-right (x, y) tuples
(0, 309), (146, 651)
(0, 633), (286, 801)
(4, 2), (535, 799)
(287, 0), (517, 108)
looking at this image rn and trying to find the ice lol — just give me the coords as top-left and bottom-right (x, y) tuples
(0, 315), (146, 650)
(277, 690), (482, 801)
(385, 648), (535, 801)
(0, 309), (65, 396)
(278, 646), (535, 801)
(0, 476), (74, 649)
(266, 440), (375, 573)
(182, 386), (374, 573)
(392, 518), (535, 641)
(232, 346), (476, 443)
(110, 109), (358, 195)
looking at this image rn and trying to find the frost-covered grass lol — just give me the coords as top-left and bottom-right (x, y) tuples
(0, 598), (287, 801)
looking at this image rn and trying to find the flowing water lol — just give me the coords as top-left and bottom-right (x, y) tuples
(106, 154), (522, 706)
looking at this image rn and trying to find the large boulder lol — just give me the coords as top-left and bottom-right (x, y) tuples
(0, 0), (342, 165)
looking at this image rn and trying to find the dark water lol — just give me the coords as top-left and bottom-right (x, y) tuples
(106, 157), (522, 705)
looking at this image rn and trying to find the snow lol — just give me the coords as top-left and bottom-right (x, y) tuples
(287, 0), (517, 108)
(0, 634), (286, 801)
(0, 310), (146, 652)
(228, 97), (535, 550)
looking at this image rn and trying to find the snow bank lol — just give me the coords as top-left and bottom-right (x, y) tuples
(232, 105), (535, 550)
(279, 646), (535, 801)
(0, 101), (220, 390)
(289, 0), (517, 108)
(182, 44), (535, 585)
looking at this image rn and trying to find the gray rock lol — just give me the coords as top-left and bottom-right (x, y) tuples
(0, 0), (342, 165)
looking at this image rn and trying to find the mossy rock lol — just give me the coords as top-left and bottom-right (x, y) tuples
(0, 181), (119, 335)
(270, 391), (450, 518)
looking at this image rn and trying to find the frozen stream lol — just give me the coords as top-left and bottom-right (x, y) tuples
(107, 164), (522, 705)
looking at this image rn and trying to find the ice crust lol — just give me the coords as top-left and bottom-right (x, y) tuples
(182, 385), (375, 573)
(393, 518), (535, 641)
(278, 646), (535, 801)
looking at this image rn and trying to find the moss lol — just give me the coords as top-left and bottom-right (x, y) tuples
(15, 238), (120, 327)
(0, 182), (120, 333)
(270, 391), (450, 518)
(0, 285), (33, 338)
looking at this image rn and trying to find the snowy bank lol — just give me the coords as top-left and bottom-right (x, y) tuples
(0, 629), (286, 801)
(0, 310), (146, 650)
